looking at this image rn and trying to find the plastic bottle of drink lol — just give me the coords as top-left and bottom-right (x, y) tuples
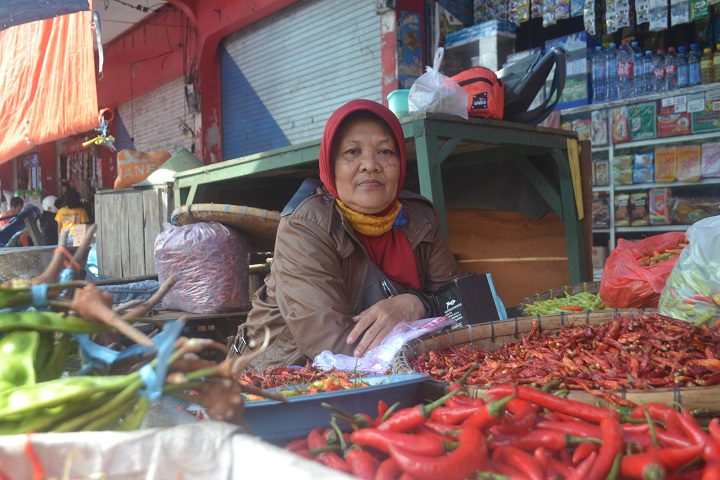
(605, 43), (619, 101)
(643, 50), (655, 94)
(591, 45), (606, 103)
(714, 45), (720, 84)
(701, 47), (714, 84)
(654, 49), (666, 93)
(665, 46), (678, 91)
(677, 46), (689, 89)
(634, 52), (645, 96)
(617, 40), (635, 99)
(689, 43), (701, 86)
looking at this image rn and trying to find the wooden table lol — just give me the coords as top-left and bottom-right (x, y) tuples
(174, 113), (588, 283)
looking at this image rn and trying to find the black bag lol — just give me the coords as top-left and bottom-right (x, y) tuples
(498, 46), (567, 125)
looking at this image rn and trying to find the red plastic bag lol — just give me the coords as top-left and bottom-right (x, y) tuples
(599, 232), (687, 309)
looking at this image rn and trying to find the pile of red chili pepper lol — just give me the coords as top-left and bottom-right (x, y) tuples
(240, 363), (373, 390)
(284, 381), (720, 480)
(410, 312), (720, 405)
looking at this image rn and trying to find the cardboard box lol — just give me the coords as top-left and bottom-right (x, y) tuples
(72, 223), (93, 247)
(610, 107), (630, 144)
(591, 246), (608, 269)
(649, 188), (672, 225)
(544, 32), (599, 110)
(594, 158), (609, 186)
(655, 147), (678, 182)
(677, 145), (702, 182)
(628, 102), (657, 141)
(691, 90), (720, 133)
(657, 113), (691, 138)
(445, 19), (517, 47)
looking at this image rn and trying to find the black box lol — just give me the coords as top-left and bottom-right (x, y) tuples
(432, 273), (505, 330)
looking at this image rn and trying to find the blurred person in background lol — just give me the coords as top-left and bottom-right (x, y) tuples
(0, 197), (24, 228)
(39, 195), (60, 245)
(55, 188), (88, 244)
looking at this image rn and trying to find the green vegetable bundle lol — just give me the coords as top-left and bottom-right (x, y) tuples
(522, 291), (607, 316)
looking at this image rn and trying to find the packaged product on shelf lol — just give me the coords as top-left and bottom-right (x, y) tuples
(591, 245), (608, 269)
(612, 155), (634, 185)
(628, 102), (657, 140)
(649, 187), (672, 225)
(657, 113), (692, 137)
(614, 193), (631, 226)
(669, 197), (720, 224)
(654, 147), (678, 182)
(629, 191), (650, 226)
(701, 142), (720, 177)
(571, 117), (592, 141)
(592, 190), (610, 227)
(690, 93), (720, 133)
(676, 145), (702, 181)
(633, 152), (655, 184)
(590, 109), (608, 145)
(610, 106), (630, 143)
(594, 158), (609, 186)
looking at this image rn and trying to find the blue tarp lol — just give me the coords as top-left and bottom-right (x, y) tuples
(0, 0), (89, 30)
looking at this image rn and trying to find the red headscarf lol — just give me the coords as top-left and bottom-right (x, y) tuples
(319, 99), (420, 290)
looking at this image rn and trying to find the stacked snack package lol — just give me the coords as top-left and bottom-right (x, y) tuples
(633, 152), (655, 183)
(649, 187), (672, 225)
(676, 145), (702, 181)
(655, 147), (678, 182)
(612, 155), (634, 185)
(701, 142), (720, 177)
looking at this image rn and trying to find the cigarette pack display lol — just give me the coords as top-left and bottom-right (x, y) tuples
(701, 142), (720, 177)
(676, 146), (702, 182)
(654, 147), (678, 183)
(648, 187), (672, 225)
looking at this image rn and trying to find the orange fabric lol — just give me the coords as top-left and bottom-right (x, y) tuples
(0, 11), (98, 165)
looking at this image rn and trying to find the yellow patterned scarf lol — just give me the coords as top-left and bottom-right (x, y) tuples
(336, 200), (403, 237)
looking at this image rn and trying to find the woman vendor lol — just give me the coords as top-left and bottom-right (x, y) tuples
(231, 99), (462, 371)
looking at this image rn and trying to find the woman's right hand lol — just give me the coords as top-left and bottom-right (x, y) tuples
(346, 293), (427, 358)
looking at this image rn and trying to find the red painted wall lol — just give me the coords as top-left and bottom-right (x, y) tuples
(38, 143), (57, 195)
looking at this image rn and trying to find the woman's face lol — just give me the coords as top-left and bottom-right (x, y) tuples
(332, 117), (401, 214)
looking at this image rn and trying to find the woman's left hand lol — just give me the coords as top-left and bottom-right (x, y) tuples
(346, 293), (426, 357)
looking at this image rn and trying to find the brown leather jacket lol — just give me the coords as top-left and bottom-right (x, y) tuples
(234, 187), (462, 372)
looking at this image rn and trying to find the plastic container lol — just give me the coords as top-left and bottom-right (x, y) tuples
(243, 373), (429, 445)
(618, 40), (635, 100)
(634, 52), (645, 97)
(654, 49), (666, 94)
(701, 47), (714, 84)
(665, 46), (678, 91)
(644, 50), (655, 95)
(591, 45), (606, 103)
(689, 43), (701, 86)
(605, 43), (619, 102)
(387, 89), (410, 119)
(677, 46), (689, 89)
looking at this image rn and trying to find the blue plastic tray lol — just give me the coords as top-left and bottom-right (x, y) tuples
(244, 373), (429, 445)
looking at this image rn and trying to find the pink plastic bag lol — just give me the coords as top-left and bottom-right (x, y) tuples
(599, 232), (687, 309)
(155, 222), (250, 314)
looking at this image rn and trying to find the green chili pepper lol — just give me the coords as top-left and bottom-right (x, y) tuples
(0, 311), (109, 334)
(0, 331), (40, 390)
(36, 333), (73, 382)
(0, 374), (136, 419)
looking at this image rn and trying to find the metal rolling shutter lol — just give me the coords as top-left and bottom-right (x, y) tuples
(220, 0), (382, 160)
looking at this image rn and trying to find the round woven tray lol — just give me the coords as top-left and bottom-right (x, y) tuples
(516, 281), (602, 316)
(393, 309), (720, 413)
(171, 204), (280, 252)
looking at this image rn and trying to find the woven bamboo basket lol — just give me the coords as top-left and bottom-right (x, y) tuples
(394, 309), (720, 414)
(516, 281), (603, 316)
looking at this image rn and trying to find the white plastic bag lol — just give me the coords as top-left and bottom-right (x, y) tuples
(659, 215), (720, 326)
(312, 316), (455, 374)
(408, 48), (469, 119)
